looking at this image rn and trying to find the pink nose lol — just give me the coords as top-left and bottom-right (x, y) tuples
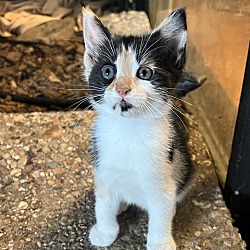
(116, 86), (131, 99)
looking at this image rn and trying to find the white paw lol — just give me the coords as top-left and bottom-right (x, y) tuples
(89, 224), (119, 247)
(147, 238), (176, 250)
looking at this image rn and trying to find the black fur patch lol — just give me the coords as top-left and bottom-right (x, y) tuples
(168, 144), (174, 162)
(172, 115), (195, 193)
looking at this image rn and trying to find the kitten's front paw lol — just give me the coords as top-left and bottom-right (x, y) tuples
(147, 238), (176, 250)
(89, 224), (119, 247)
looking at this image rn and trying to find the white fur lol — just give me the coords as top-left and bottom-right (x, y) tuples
(90, 108), (177, 250)
(88, 47), (180, 250)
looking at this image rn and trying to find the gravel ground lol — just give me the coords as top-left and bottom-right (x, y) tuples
(0, 109), (246, 250)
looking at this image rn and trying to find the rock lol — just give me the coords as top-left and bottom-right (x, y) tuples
(44, 68), (61, 84)
(10, 168), (22, 177)
(200, 160), (212, 168)
(3, 152), (11, 160)
(53, 153), (66, 163)
(44, 125), (62, 138)
(10, 160), (18, 168)
(13, 114), (24, 122)
(52, 167), (65, 175)
(31, 170), (42, 180)
(6, 52), (22, 63)
(24, 164), (33, 173)
(18, 201), (28, 210)
(18, 155), (28, 168)
(13, 154), (20, 160)
(10, 79), (17, 89)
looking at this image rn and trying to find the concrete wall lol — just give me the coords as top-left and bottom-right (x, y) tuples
(149, 0), (250, 185)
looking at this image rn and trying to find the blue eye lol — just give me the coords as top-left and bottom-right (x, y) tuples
(101, 65), (115, 80)
(137, 67), (154, 80)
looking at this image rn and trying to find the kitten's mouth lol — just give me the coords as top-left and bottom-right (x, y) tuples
(114, 100), (133, 112)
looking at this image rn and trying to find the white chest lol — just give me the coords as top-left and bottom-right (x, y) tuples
(93, 113), (174, 207)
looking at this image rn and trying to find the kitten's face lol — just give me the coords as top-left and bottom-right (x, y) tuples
(82, 7), (187, 117)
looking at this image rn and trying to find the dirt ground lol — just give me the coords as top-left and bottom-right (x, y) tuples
(0, 35), (87, 113)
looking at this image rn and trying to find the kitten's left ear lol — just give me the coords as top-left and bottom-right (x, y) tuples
(82, 7), (111, 59)
(154, 8), (187, 68)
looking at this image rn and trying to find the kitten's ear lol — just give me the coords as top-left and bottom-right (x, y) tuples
(155, 8), (187, 67)
(82, 7), (111, 59)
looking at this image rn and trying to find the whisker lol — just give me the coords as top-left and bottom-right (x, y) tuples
(140, 38), (164, 62)
(68, 94), (102, 109)
(47, 86), (104, 92)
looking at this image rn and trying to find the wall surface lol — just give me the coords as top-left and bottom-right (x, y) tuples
(149, 0), (250, 185)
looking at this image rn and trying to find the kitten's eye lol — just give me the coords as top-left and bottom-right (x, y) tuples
(137, 67), (154, 80)
(101, 65), (115, 80)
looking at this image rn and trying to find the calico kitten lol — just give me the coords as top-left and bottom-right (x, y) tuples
(82, 6), (194, 250)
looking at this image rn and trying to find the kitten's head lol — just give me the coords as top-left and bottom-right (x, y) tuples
(82, 7), (187, 117)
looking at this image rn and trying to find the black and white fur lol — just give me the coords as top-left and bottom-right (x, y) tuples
(82, 7), (194, 250)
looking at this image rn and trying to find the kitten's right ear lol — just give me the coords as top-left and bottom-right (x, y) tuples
(82, 7), (111, 59)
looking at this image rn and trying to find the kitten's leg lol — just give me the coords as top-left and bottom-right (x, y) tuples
(89, 190), (120, 247)
(146, 189), (177, 250)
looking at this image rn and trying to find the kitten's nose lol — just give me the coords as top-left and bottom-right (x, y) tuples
(115, 85), (132, 99)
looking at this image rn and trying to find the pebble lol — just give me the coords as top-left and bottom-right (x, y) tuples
(200, 160), (212, 168)
(6, 51), (22, 63)
(10, 160), (18, 168)
(52, 167), (65, 175)
(31, 170), (42, 180)
(18, 201), (28, 210)
(3, 152), (11, 159)
(194, 231), (202, 237)
(18, 155), (28, 168)
(40, 171), (45, 177)
(24, 164), (33, 173)
(10, 168), (22, 177)
(13, 154), (21, 160)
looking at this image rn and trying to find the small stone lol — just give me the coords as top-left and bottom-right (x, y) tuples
(13, 114), (24, 122)
(6, 51), (22, 63)
(23, 145), (30, 151)
(44, 125), (62, 138)
(194, 231), (202, 237)
(52, 167), (65, 175)
(54, 153), (65, 162)
(24, 164), (33, 173)
(40, 171), (45, 177)
(44, 68), (61, 84)
(18, 187), (26, 192)
(87, 178), (93, 184)
(200, 160), (212, 168)
(31, 170), (41, 180)
(18, 201), (28, 210)
(3, 152), (11, 159)
(10, 160), (18, 168)
(10, 79), (17, 89)
(13, 154), (20, 160)
(10, 168), (22, 177)
(18, 155), (28, 168)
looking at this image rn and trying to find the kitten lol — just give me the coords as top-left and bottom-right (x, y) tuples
(82, 6), (194, 250)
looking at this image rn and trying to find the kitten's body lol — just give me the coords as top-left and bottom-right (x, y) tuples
(82, 7), (194, 250)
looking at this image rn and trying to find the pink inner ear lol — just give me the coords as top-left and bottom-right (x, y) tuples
(83, 12), (106, 54)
